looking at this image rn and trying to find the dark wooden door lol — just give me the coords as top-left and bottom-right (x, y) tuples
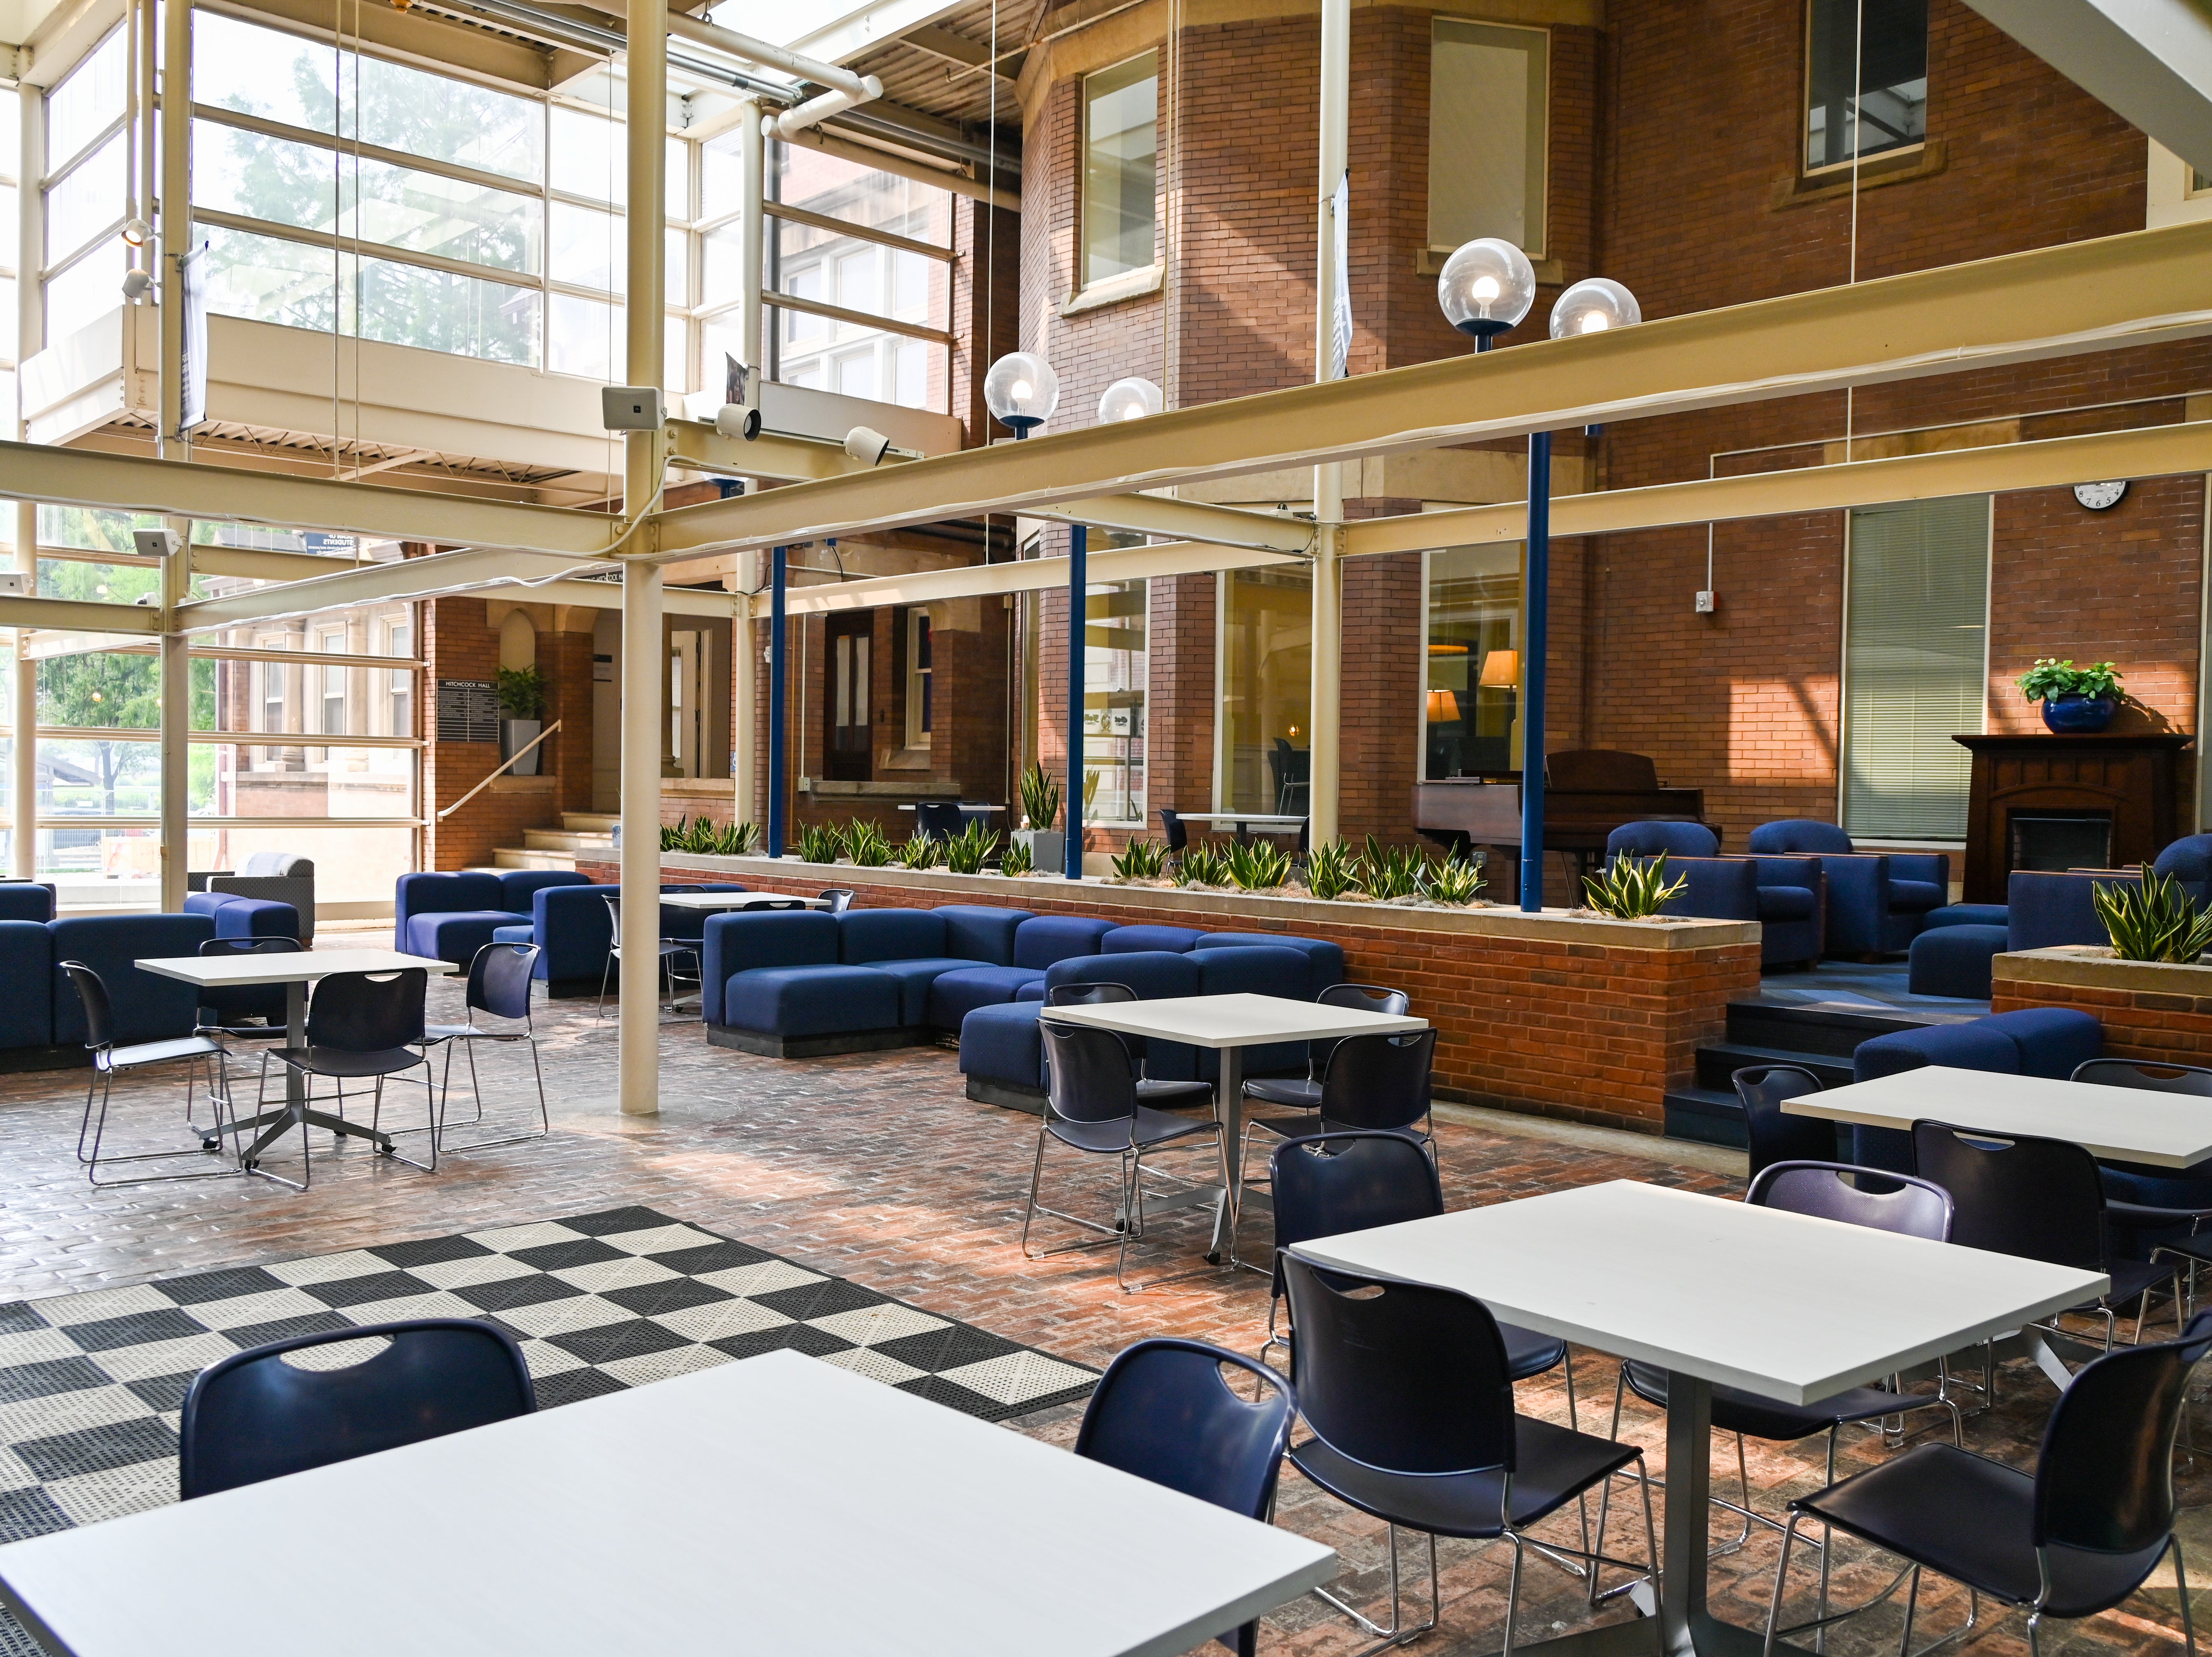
(825, 614), (873, 782)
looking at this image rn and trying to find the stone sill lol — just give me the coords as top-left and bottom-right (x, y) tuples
(656, 852), (1760, 952)
(1996, 945), (2212, 996)
(806, 779), (955, 797)
(1058, 263), (1163, 316)
(488, 775), (555, 793)
(665, 778), (734, 796)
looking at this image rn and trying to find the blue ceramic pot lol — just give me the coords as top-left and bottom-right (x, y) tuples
(2041, 694), (2117, 734)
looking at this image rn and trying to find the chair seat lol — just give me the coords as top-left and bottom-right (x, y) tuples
(271, 1045), (427, 1079)
(1290, 1414), (1638, 1539)
(1794, 1443), (2169, 1617)
(101, 1034), (224, 1071)
(1135, 1077), (1214, 1107)
(1622, 1361), (1916, 1442)
(1501, 1322), (1566, 1382)
(1244, 1077), (1323, 1110)
(2091, 1256), (2178, 1312)
(1889, 879), (1947, 914)
(196, 1022), (286, 1042)
(1048, 1106), (1221, 1154)
(422, 1022), (523, 1043)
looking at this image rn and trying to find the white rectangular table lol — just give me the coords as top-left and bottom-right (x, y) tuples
(656, 890), (828, 913)
(135, 949), (448, 1182)
(1044, 991), (1427, 1257)
(1172, 812), (1306, 842)
(1291, 1180), (2107, 1657)
(1785, 1064), (2212, 1167)
(0, 1349), (1336, 1657)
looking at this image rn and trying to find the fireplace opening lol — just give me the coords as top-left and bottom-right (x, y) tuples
(2008, 810), (2115, 874)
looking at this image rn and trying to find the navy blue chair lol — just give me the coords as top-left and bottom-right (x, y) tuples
(1733, 1065), (1837, 1179)
(1281, 1253), (1658, 1647)
(1243, 983), (1409, 1116)
(598, 892), (701, 1020)
(1239, 1028), (1437, 1209)
(1075, 1339), (1295, 1657)
(179, 1318), (536, 1500)
(61, 960), (233, 1189)
(259, 968), (436, 1188)
(914, 800), (965, 841)
(1158, 807), (1189, 854)
(1746, 819), (1948, 957)
(1605, 821), (1720, 859)
(1044, 982), (1211, 1108)
(1762, 1309), (2212, 1657)
(423, 941), (547, 1153)
(190, 936), (306, 1144)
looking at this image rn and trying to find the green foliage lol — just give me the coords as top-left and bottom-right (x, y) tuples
(1018, 763), (1061, 831)
(2017, 658), (2123, 704)
(2094, 865), (2212, 963)
(1583, 853), (1690, 920)
(679, 815), (725, 855)
(1226, 839), (1294, 891)
(1000, 838), (1034, 877)
(1082, 768), (1101, 813)
(719, 820), (761, 856)
(844, 820), (893, 867)
(1110, 838), (1167, 880)
(494, 664), (545, 720)
(1304, 839), (1361, 901)
(660, 817), (683, 851)
(899, 830), (943, 871)
(944, 820), (1002, 875)
(1420, 851), (1486, 905)
(796, 822), (845, 864)
(1360, 836), (1426, 900)
(1176, 843), (1232, 887)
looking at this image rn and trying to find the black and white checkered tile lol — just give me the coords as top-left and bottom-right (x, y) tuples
(0, 1206), (1097, 1550)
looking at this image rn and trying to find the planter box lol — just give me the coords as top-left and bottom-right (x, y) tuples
(1993, 945), (2212, 1071)
(1012, 828), (1065, 873)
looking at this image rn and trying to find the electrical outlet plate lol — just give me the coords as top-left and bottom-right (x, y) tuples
(1694, 590), (1716, 613)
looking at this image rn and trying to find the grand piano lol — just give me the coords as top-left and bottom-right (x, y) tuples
(1415, 749), (1708, 901)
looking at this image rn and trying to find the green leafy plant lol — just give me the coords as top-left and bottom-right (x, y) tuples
(1018, 763), (1061, 831)
(1176, 843), (1232, 887)
(899, 830), (943, 871)
(945, 820), (1002, 874)
(845, 819), (893, 867)
(1360, 836), (1425, 900)
(1000, 838), (1034, 876)
(494, 664), (546, 720)
(717, 820), (761, 856)
(1583, 853), (1690, 920)
(795, 822), (845, 864)
(1226, 839), (1294, 891)
(1082, 768), (1101, 814)
(660, 817), (684, 851)
(1304, 839), (1361, 901)
(2017, 658), (2123, 705)
(680, 816), (723, 854)
(1110, 838), (1167, 880)
(2094, 865), (2212, 963)
(1420, 851), (1487, 906)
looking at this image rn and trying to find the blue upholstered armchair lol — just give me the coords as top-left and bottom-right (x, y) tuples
(1745, 818), (1947, 957)
(1604, 822), (1821, 968)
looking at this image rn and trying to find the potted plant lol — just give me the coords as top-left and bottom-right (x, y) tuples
(495, 665), (548, 775)
(2016, 658), (2123, 734)
(1014, 763), (1064, 875)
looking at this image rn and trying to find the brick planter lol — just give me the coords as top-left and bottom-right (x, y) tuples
(1993, 947), (2212, 1069)
(578, 852), (1764, 1134)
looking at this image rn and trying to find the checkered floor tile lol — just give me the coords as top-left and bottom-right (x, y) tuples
(0, 1206), (1098, 1553)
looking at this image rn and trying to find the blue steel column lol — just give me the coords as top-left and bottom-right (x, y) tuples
(1520, 432), (1550, 912)
(768, 545), (788, 859)
(1065, 525), (1087, 880)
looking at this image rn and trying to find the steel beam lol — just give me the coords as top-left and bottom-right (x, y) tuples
(173, 547), (617, 632)
(783, 540), (1295, 616)
(192, 545), (363, 583)
(0, 595), (162, 633)
(1961, 0), (2212, 178)
(648, 217), (2212, 558)
(1039, 495), (1314, 554)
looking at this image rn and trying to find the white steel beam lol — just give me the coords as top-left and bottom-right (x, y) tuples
(1961, 0), (2212, 178)
(1040, 495), (1315, 554)
(173, 547), (618, 632)
(784, 540), (1296, 616)
(0, 595), (162, 633)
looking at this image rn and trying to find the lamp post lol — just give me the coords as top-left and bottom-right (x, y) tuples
(1436, 248), (1640, 911)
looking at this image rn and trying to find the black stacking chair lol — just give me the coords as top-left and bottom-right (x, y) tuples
(914, 801), (965, 841)
(1044, 982), (1212, 1109)
(1733, 1064), (1838, 1179)
(818, 888), (856, 913)
(422, 942), (548, 1153)
(61, 960), (235, 1188)
(1245, 983), (1410, 1115)
(1022, 1018), (1231, 1293)
(2072, 1059), (2212, 1274)
(1913, 1120), (2183, 1350)
(1075, 1339), (1295, 1657)
(263, 968), (436, 1185)
(1762, 1309), (2212, 1657)
(1158, 807), (1189, 854)
(179, 1318), (536, 1500)
(189, 936), (305, 1138)
(597, 892), (700, 1020)
(1238, 1026), (1436, 1204)
(1282, 1253), (1658, 1648)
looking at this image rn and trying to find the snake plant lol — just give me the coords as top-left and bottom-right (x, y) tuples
(1583, 853), (1688, 920)
(1304, 839), (1360, 901)
(795, 822), (845, 865)
(944, 820), (1002, 874)
(1360, 836), (1425, 901)
(1226, 839), (1295, 891)
(1176, 843), (1232, 887)
(1000, 838), (1034, 876)
(1111, 838), (1167, 880)
(899, 830), (942, 871)
(844, 820), (893, 867)
(2094, 865), (2212, 963)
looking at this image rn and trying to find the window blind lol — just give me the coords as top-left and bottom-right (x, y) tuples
(1841, 495), (1988, 839)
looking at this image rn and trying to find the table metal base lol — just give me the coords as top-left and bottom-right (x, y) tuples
(221, 981), (396, 1186)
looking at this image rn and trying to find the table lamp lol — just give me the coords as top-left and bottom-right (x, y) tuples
(1425, 689), (1461, 724)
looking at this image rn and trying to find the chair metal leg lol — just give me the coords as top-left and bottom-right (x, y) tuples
(1896, 1566), (1921, 1657)
(79, 1057), (242, 1188)
(2175, 1535), (2198, 1657)
(1765, 1514), (1804, 1657)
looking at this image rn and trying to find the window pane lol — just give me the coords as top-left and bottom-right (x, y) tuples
(1427, 21), (1546, 254)
(769, 306), (944, 411)
(0, 279), (18, 360)
(1082, 51), (1156, 287)
(194, 14), (338, 138)
(187, 822), (415, 902)
(1221, 565), (1311, 814)
(668, 134), (688, 220)
(197, 223), (336, 334)
(1424, 544), (1522, 777)
(345, 156), (541, 275)
(835, 247), (876, 317)
(38, 560), (161, 605)
(0, 89), (23, 180)
(770, 224), (946, 331)
(0, 186), (20, 271)
(196, 741), (415, 814)
(774, 142), (951, 245)
(1806, 0), (1928, 170)
(38, 652), (160, 730)
(352, 257), (540, 366)
(551, 107), (624, 205)
(48, 29), (126, 172)
(548, 290), (616, 380)
(1082, 578), (1147, 824)
(352, 53), (542, 184)
(701, 220), (747, 308)
(47, 131), (125, 268)
(666, 224), (686, 305)
(44, 243), (124, 343)
(550, 199), (622, 292)
(664, 314), (686, 394)
(194, 119), (338, 237)
(40, 506), (166, 551)
(701, 129), (751, 221)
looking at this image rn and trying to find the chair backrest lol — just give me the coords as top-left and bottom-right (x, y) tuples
(818, 888), (855, 913)
(306, 969), (428, 1052)
(2034, 1309), (2212, 1554)
(1308, 982), (1409, 1071)
(1606, 820), (1721, 859)
(1046, 981), (1136, 1008)
(1271, 1132), (1442, 1260)
(1911, 1120), (2106, 1269)
(1158, 807), (1188, 852)
(196, 936), (305, 1024)
(1281, 1253), (1516, 1477)
(242, 851), (315, 878)
(1746, 817), (1855, 856)
(1747, 1160), (1953, 1240)
(2073, 1057), (2212, 1098)
(915, 801), (965, 840)
(58, 960), (113, 1051)
(1732, 1064), (1837, 1179)
(178, 1318), (536, 1500)
(2152, 833), (2212, 899)
(1317, 1028), (1436, 1132)
(1040, 1018), (1139, 1126)
(467, 942), (538, 1022)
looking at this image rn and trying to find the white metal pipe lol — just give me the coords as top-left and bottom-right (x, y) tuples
(782, 124), (1019, 213)
(666, 11), (869, 99)
(741, 98), (764, 411)
(158, 0), (189, 456)
(13, 90), (39, 883)
(765, 77), (884, 141)
(1306, 0), (1350, 846)
(158, 515), (190, 912)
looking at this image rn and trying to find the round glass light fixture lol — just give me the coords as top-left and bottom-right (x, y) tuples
(1549, 277), (1642, 340)
(1436, 238), (1536, 341)
(1097, 376), (1164, 424)
(984, 352), (1061, 436)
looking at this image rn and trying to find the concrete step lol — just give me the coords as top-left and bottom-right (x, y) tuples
(523, 828), (613, 853)
(563, 813), (620, 834)
(491, 847), (577, 871)
(1694, 1042), (1855, 1093)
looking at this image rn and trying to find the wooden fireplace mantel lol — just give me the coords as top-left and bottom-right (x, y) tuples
(1953, 731), (2195, 903)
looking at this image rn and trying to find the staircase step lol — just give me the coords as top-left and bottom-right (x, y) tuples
(1724, 1001), (1938, 1058)
(1695, 1043), (1856, 1093)
(492, 847), (578, 871)
(1662, 1086), (1748, 1150)
(523, 829), (614, 852)
(563, 813), (620, 833)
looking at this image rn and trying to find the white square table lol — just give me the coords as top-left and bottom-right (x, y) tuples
(0, 1349), (1336, 1657)
(135, 949), (448, 1179)
(656, 890), (828, 913)
(1289, 1179), (2107, 1657)
(1785, 1064), (2212, 1167)
(1043, 991), (1427, 1257)
(1172, 812), (1307, 843)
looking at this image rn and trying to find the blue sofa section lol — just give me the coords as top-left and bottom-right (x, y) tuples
(1846, 1006), (2103, 1172)
(486, 882), (751, 992)
(1746, 819), (1947, 957)
(1604, 826), (1823, 969)
(0, 911), (232, 1066)
(0, 883), (55, 922)
(183, 890), (300, 939)
(394, 870), (592, 966)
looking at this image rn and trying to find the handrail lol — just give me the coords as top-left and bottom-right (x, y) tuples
(437, 721), (562, 821)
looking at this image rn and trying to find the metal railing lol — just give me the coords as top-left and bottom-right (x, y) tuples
(436, 721), (562, 821)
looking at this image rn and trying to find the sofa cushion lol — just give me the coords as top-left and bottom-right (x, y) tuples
(185, 892), (301, 940)
(1753, 885), (1817, 923)
(1042, 950), (1203, 1003)
(0, 921), (51, 1048)
(2008, 871), (2123, 953)
(1985, 1007), (2101, 1080)
(1888, 880), (1946, 914)
(1192, 935), (1346, 999)
(959, 1001), (1047, 1092)
(927, 966), (1044, 1029)
(1907, 925), (2005, 1000)
(405, 910), (528, 966)
(50, 913), (218, 1046)
(2154, 834), (2212, 900)
(1606, 821), (1720, 859)
(1853, 1020), (2023, 1084)
(839, 908), (947, 964)
(936, 906), (1033, 966)
(496, 869), (591, 910)
(0, 883), (54, 923)
(530, 883), (616, 983)
(1747, 819), (1854, 856)
(394, 872), (503, 939)
(491, 924), (534, 945)
(1012, 915), (1116, 970)
(1103, 925), (1209, 955)
(1924, 904), (2009, 929)
(701, 911), (840, 1025)
(863, 957), (984, 1025)
(1014, 979), (1048, 1001)
(724, 964), (901, 1037)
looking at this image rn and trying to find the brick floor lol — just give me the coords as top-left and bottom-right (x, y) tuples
(0, 955), (2206, 1657)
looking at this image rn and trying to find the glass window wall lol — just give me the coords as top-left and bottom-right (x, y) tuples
(1423, 545), (1524, 777)
(1220, 567), (1310, 814)
(1082, 51), (1157, 287)
(1083, 579), (1147, 826)
(1805, 0), (1928, 171)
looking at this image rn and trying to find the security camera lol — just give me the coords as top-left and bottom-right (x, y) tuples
(121, 268), (152, 302)
(600, 386), (667, 431)
(715, 403), (762, 441)
(844, 425), (893, 467)
(132, 528), (180, 558)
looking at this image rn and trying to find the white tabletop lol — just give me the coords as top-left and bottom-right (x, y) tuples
(1289, 1180), (2106, 1405)
(656, 891), (826, 911)
(0, 1350), (1332, 1657)
(1044, 991), (1425, 1050)
(1788, 1065), (2212, 1169)
(897, 802), (1006, 812)
(133, 949), (448, 988)
(1173, 814), (1306, 828)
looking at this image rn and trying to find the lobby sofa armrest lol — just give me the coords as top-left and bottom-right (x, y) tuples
(1814, 853), (1893, 956)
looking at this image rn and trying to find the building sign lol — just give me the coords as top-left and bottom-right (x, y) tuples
(436, 679), (499, 743)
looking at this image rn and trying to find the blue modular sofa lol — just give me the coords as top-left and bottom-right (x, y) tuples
(1604, 823), (1822, 969)
(0, 910), (219, 1069)
(183, 889), (300, 939)
(1846, 1006), (2103, 1174)
(393, 870), (594, 966)
(1745, 819), (1948, 957)
(489, 881), (750, 994)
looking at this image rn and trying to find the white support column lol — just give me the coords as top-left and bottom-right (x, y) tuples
(1306, 0), (1350, 846)
(618, 0), (669, 1118)
(12, 90), (39, 884)
(729, 100), (763, 825)
(158, 516), (190, 912)
(732, 575), (755, 823)
(157, 0), (190, 458)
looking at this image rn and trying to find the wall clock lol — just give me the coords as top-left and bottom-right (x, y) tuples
(2073, 480), (2128, 511)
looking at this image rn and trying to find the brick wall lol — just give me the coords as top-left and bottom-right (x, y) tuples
(422, 596), (580, 871)
(1993, 955), (2212, 1071)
